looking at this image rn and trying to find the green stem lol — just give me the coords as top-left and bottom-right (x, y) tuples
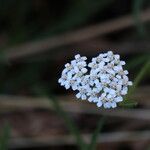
(49, 95), (86, 150)
(120, 60), (150, 107)
(126, 54), (149, 70)
(132, 0), (146, 37)
(87, 117), (105, 150)
(128, 60), (150, 96)
(0, 123), (11, 150)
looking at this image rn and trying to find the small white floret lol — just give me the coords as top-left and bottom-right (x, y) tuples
(58, 51), (132, 109)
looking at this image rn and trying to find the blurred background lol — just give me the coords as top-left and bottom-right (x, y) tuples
(0, 0), (150, 150)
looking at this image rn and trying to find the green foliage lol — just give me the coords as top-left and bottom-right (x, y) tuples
(87, 117), (105, 150)
(126, 54), (150, 70)
(128, 60), (150, 95)
(120, 59), (150, 107)
(49, 95), (87, 150)
(0, 123), (11, 150)
(132, 0), (147, 38)
(49, 95), (106, 150)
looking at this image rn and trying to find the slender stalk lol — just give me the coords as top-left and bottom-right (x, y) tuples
(0, 123), (11, 150)
(87, 117), (105, 150)
(49, 95), (86, 150)
(120, 60), (150, 107)
(128, 60), (150, 96)
(132, 0), (146, 37)
(126, 54), (149, 70)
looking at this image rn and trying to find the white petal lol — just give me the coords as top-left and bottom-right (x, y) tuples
(104, 102), (111, 108)
(104, 87), (110, 93)
(93, 97), (98, 102)
(88, 97), (94, 102)
(97, 101), (102, 107)
(61, 82), (64, 86)
(111, 102), (117, 108)
(107, 51), (113, 56)
(58, 78), (62, 83)
(116, 75), (121, 79)
(114, 54), (120, 60)
(94, 79), (99, 85)
(90, 69), (97, 74)
(115, 96), (123, 102)
(82, 56), (87, 60)
(92, 58), (97, 62)
(76, 77), (81, 83)
(75, 54), (80, 59)
(121, 87), (128, 95)
(98, 62), (105, 68)
(107, 94), (112, 99)
(62, 68), (68, 74)
(109, 89), (116, 95)
(65, 82), (70, 89)
(123, 75), (129, 82)
(113, 78), (118, 82)
(72, 85), (78, 91)
(104, 58), (110, 62)
(65, 63), (70, 68)
(118, 80), (123, 85)
(81, 68), (87, 73)
(93, 88), (99, 93)
(96, 84), (102, 91)
(81, 94), (86, 100)
(114, 66), (122, 71)
(100, 74), (105, 79)
(101, 93), (106, 98)
(76, 93), (81, 99)
(124, 70), (128, 75)
(74, 66), (79, 73)
(102, 53), (107, 57)
(128, 81), (133, 86)
(120, 61), (125, 65)
(67, 72), (72, 79)
(71, 60), (76, 66)
(116, 85), (122, 91)
(107, 69), (115, 75)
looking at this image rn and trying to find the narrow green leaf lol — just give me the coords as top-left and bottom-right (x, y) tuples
(49, 95), (86, 150)
(126, 54), (149, 70)
(0, 123), (11, 150)
(119, 100), (138, 108)
(132, 0), (146, 38)
(128, 60), (150, 96)
(88, 117), (105, 150)
(120, 60), (150, 107)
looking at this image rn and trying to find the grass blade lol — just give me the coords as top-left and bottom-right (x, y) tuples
(88, 117), (105, 150)
(0, 123), (11, 150)
(128, 60), (150, 95)
(120, 60), (150, 107)
(132, 0), (146, 37)
(49, 95), (86, 150)
(126, 54), (149, 70)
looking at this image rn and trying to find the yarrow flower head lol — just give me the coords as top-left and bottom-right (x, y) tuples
(58, 51), (132, 109)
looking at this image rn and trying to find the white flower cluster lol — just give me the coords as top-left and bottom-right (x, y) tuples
(58, 51), (132, 109)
